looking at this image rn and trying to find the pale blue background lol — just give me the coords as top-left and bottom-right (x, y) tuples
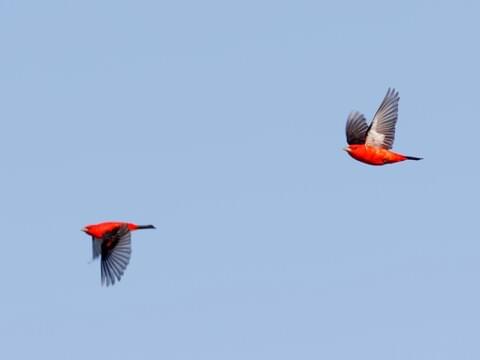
(1, 1), (479, 359)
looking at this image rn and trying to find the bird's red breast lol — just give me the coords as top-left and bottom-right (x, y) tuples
(345, 144), (407, 166)
(82, 222), (139, 238)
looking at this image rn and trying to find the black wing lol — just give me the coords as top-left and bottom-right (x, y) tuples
(365, 88), (400, 149)
(345, 111), (369, 145)
(100, 224), (132, 287)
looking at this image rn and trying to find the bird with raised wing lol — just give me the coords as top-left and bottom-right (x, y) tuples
(344, 88), (422, 165)
(82, 222), (155, 286)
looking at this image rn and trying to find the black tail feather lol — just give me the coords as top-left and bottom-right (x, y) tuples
(406, 155), (423, 161)
(137, 224), (156, 230)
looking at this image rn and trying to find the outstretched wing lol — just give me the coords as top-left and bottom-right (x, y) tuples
(100, 224), (132, 287)
(346, 111), (369, 145)
(365, 88), (400, 149)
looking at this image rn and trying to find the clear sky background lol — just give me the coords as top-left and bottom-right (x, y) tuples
(1, 1), (479, 359)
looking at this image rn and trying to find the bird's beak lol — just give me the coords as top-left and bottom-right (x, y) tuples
(343, 147), (349, 152)
(81, 227), (87, 233)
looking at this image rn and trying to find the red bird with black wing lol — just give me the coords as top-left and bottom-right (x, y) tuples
(82, 222), (155, 286)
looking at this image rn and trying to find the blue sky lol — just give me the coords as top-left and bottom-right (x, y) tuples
(1, 1), (479, 359)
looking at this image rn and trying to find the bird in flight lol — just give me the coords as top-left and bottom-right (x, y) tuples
(82, 222), (155, 286)
(344, 88), (422, 165)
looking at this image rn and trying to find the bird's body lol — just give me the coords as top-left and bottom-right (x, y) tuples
(345, 144), (419, 166)
(82, 221), (155, 286)
(83, 222), (145, 238)
(344, 88), (422, 166)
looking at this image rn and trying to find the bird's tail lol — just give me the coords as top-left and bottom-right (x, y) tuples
(136, 224), (156, 230)
(405, 155), (423, 161)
